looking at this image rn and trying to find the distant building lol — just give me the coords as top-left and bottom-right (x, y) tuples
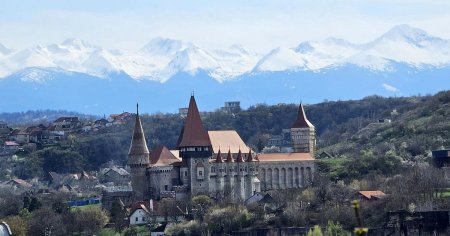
(4, 178), (32, 190)
(53, 117), (82, 131)
(110, 112), (132, 125)
(178, 108), (188, 117)
(221, 101), (241, 113)
(4, 141), (20, 153)
(0, 122), (10, 138)
(358, 190), (386, 200)
(100, 167), (130, 185)
(433, 149), (450, 168)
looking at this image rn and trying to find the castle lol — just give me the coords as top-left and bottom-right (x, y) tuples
(128, 96), (316, 201)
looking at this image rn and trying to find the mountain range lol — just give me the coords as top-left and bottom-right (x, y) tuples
(1, 24), (449, 115)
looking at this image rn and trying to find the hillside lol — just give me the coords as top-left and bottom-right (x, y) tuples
(317, 90), (450, 180)
(5, 91), (449, 180)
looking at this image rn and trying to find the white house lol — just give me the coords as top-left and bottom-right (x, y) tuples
(129, 202), (150, 225)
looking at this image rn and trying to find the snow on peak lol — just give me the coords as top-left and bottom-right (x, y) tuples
(380, 24), (436, 43)
(1, 25), (449, 82)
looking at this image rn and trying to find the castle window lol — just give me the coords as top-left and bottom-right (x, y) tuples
(184, 171), (188, 177)
(211, 167), (215, 173)
(164, 185), (168, 191)
(197, 166), (205, 180)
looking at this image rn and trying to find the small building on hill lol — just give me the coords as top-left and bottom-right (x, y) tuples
(432, 149), (450, 168)
(358, 190), (386, 200)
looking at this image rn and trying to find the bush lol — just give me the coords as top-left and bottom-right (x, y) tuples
(164, 220), (204, 236)
(204, 205), (253, 234)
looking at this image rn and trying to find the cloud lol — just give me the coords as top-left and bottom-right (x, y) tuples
(382, 83), (399, 93)
(1, 1), (450, 52)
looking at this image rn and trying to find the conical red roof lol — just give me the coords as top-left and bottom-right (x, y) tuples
(177, 96), (211, 147)
(236, 149), (244, 162)
(226, 149), (234, 163)
(292, 103), (314, 128)
(128, 104), (150, 156)
(215, 149), (224, 163)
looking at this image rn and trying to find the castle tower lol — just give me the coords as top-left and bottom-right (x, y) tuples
(291, 103), (316, 155)
(128, 104), (150, 201)
(177, 95), (212, 196)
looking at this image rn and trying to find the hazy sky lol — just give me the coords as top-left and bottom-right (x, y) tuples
(1, 0), (449, 52)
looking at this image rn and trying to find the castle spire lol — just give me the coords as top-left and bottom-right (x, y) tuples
(226, 149), (234, 163)
(128, 104), (150, 157)
(246, 148), (256, 162)
(236, 149), (244, 162)
(215, 149), (224, 163)
(177, 95), (211, 148)
(292, 103), (314, 128)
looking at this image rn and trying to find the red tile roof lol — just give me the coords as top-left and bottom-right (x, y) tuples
(149, 145), (181, 166)
(292, 103), (314, 128)
(358, 191), (386, 200)
(257, 153), (314, 162)
(177, 96), (211, 147)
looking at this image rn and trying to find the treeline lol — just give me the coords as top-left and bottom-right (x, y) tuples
(0, 109), (96, 126)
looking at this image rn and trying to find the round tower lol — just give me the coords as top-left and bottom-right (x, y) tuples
(128, 104), (150, 201)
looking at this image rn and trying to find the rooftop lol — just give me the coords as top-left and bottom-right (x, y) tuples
(257, 152), (314, 162)
(208, 130), (251, 154)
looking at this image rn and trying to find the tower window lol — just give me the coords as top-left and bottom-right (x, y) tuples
(164, 185), (168, 191)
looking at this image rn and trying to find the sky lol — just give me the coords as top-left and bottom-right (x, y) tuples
(1, 0), (450, 52)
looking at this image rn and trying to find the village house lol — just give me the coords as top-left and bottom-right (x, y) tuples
(3, 178), (33, 190)
(100, 167), (130, 185)
(358, 190), (386, 200)
(52, 117), (82, 133)
(0, 121), (10, 138)
(4, 141), (20, 153)
(130, 201), (151, 225)
(110, 112), (132, 125)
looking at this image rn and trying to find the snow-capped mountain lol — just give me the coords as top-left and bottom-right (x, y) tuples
(1, 24), (449, 84)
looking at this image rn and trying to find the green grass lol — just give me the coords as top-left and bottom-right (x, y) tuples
(436, 188), (450, 198)
(70, 203), (101, 211)
(98, 228), (120, 236)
